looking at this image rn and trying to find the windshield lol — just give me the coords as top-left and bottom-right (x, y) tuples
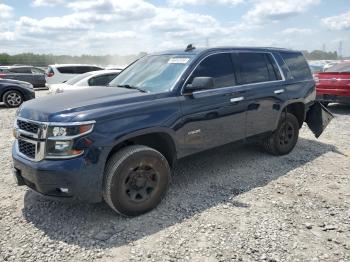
(66, 72), (93, 85)
(108, 54), (193, 93)
(325, 63), (350, 73)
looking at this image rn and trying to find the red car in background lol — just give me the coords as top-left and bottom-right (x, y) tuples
(315, 62), (350, 106)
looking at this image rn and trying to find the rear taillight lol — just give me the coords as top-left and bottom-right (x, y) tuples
(47, 72), (54, 77)
(313, 74), (319, 84)
(0, 73), (6, 78)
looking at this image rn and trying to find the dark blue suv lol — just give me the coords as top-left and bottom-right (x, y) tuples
(12, 46), (332, 216)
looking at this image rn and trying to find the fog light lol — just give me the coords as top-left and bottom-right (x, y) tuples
(54, 141), (70, 151)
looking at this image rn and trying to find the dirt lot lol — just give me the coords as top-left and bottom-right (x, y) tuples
(0, 91), (349, 262)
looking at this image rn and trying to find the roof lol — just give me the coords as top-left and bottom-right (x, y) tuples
(154, 46), (297, 56)
(89, 69), (122, 75)
(49, 64), (102, 67)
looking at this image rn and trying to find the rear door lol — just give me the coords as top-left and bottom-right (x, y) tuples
(31, 67), (46, 87)
(232, 52), (286, 137)
(7, 67), (34, 84)
(56, 66), (77, 82)
(178, 52), (248, 156)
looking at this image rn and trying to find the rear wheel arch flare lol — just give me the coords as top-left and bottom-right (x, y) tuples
(283, 102), (306, 128)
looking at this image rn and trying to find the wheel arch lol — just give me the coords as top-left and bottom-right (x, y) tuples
(105, 128), (178, 168)
(1, 87), (24, 102)
(276, 101), (306, 129)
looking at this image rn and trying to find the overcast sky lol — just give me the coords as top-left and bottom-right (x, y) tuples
(0, 0), (349, 56)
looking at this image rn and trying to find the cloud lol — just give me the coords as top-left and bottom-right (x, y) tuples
(244, 0), (320, 24)
(0, 3), (13, 18)
(67, 0), (157, 20)
(281, 27), (312, 34)
(32, 0), (65, 6)
(322, 11), (350, 31)
(169, 0), (244, 6)
(0, 31), (15, 40)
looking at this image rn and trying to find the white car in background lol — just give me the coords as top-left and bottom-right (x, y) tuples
(49, 70), (121, 93)
(45, 64), (104, 88)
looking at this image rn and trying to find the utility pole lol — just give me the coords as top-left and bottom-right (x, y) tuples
(338, 41), (343, 58)
(206, 37), (209, 47)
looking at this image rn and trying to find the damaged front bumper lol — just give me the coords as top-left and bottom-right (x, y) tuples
(305, 101), (334, 138)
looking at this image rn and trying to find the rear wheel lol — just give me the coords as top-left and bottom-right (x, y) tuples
(3, 90), (24, 108)
(262, 112), (299, 156)
(103, 145), (171, 217)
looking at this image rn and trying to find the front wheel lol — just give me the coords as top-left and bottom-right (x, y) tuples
(3, 90), (24, 108)
(262, 112), (299, 156)
(103, 145), (171, 217)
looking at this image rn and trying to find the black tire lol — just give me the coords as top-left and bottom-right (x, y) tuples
(262, 112), (299, 156)
(103, 145), (171, 217)
(3, 90), (24, 108)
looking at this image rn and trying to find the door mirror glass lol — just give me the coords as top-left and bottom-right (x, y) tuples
(186, 77), (215, 92)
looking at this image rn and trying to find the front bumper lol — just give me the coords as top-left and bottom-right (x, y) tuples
(12, 143), (107, 203)
(23, 89), (35, 101)
(317, 94), (350, 104)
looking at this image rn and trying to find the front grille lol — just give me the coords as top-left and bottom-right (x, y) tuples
(17, 120), (39, 134)
(18, 140), (36, 159)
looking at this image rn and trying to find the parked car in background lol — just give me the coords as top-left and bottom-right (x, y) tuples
(49, 70), (121, 93)
(0, 66), (46, 88)
(13, 46), (333, 216)
(45, 64), (103, 88)
(0, 79), (35, 107)
(309, 64), (324, 73)
(315, 62), (350, 106)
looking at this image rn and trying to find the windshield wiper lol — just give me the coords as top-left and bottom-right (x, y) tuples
(117, 84), (148, 93)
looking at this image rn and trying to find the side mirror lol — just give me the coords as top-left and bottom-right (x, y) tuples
(185, 77), (215, 93)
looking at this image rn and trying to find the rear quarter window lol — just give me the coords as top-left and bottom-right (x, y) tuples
(280, 52), (312, 81)
(56, 67), (76, 74)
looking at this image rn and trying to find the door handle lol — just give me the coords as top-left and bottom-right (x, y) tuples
(230, 97), (244, 103)
(274, 89), (284, 94)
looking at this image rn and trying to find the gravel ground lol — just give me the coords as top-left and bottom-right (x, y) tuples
(0, 90), (349, 262)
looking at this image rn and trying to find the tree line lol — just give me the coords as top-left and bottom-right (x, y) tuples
(0, 50), (344, 67)
(302, 50), (339, 60)
(0, 53), (147, 67)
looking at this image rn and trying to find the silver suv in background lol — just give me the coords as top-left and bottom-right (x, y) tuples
(0, 66), (46, 88)
(45, 64), (103, 88)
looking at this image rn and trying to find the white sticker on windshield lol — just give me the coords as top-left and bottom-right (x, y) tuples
(168, 58), (190, 64)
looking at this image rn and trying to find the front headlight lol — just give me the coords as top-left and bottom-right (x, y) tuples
(48, 124), (93, 138)
(45, 122), (95, 158)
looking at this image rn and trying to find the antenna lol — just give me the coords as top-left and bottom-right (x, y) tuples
(185, 44), (195, 52)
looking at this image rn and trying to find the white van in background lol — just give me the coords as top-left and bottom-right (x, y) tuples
(45, 64), (103, 88)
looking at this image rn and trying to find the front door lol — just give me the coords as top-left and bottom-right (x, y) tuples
(177, 52), (247, 157)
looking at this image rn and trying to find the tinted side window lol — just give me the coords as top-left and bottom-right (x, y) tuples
(189, 53), (236, 89)
(9, 67), (32, 74)
(235, 53), (271, 85)
(57, 67), (76, 74)
(88, 74), (118, 86)
(31, 68), (44, 74)
(90, 66), (103, 71)
(75, 66), (102, 74)
(280, 52), (311, 80)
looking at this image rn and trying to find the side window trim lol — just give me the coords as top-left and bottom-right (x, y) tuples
(181, 51), (285, 95)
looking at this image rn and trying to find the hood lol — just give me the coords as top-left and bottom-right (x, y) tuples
(0, 78), (32, 86)
(18, 86), (149, 122)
